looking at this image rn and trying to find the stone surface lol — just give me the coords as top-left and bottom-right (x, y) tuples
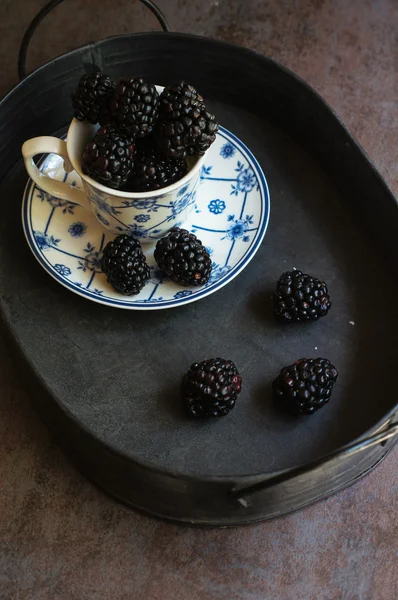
(0, 0), (397, 598)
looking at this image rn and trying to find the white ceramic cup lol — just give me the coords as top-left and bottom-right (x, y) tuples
(21, 89), (206, 243)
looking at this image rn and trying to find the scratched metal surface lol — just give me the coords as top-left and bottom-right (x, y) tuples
(0, 1), (397, 598)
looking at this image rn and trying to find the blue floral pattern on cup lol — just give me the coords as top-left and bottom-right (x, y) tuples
(83, 174), (197, 241)
(96, 213), (109, 226)
(177, 184), (189, 197)
(23, 126), (270, 309)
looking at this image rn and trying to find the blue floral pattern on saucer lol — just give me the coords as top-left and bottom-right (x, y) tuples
(22, 127), (270, 310)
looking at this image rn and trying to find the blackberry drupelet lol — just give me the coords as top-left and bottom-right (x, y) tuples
(81, 126), (135, 189)
(71, 72), (115, 125)
(156, 81), (219, 159)
(154, 227), (212, 286)
(127, 136), (187, 192)
(273, 358), (338, 415)
(101, 235), (150, 295)
(109, 77), (160, 137)
(182, 358), (242, 418)
(274, 270), (331, 323)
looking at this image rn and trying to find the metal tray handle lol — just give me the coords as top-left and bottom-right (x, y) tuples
(18, 0), (170, 80)
(230, 420), (398, 499)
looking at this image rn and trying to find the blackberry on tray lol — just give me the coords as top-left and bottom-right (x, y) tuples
(274, 270), (331, 323)
(154, 227), (212, 286)
(101, 235), (150, 295)
(182, 358), (242, 418)
(273, 358), (338, 415)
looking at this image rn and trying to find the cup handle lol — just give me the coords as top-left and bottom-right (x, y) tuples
(22, 136), (91, 210)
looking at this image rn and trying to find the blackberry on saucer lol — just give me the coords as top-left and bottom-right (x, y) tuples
(274, 270), (331, 323)
(127, 135), (187, 192)
(81, 126), (135, 189)
(154, 227), (212, 286)
(273, 358), (338, 415)
(156, 81), (219, 159)
(109, 77), (160, 138)
(71, 72), (115, 125)
(182, 358), (242, 418)
(101, 235), (150, 295)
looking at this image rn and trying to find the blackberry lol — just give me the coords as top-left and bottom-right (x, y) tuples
(273, 358), (338, 415)
(154, 227), (212, 286)
(156, 81), (219, 159)
(81, 126), (135, 189)
(71, 72), (116, 125)
(101, 235), (150, 295)
(274, 270), (331, 323)
(182, 358), (242, 418)
(127, 136), (187, 192)
(109, 77), (160, 138)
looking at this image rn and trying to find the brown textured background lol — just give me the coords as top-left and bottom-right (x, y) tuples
(0, 1), (397, 598)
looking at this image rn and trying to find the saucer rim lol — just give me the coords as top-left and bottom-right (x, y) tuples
(22, 125), (270, 311)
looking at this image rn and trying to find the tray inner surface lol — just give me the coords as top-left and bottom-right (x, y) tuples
(1, 32), (398, 482)
(1, 98), (398, 479)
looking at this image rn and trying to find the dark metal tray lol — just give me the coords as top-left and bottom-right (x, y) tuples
(0, 5), (397, 525)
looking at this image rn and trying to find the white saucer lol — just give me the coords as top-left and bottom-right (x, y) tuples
(22, 126), (270, 310)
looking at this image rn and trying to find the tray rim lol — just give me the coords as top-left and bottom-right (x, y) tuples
(0, 31), (397, 517)
(2, 307), (396, 526)
(1, 29), (395, 196)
